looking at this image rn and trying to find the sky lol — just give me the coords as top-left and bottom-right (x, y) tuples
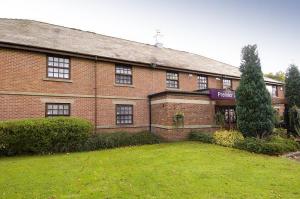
(1, 0), (299, 73)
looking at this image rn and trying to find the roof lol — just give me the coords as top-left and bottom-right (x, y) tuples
(0, 18), (283, 85)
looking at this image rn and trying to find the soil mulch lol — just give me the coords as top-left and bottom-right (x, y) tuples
(284, 151), (300, 162)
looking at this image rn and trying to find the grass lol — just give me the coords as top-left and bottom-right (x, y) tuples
(0, 142), (300, 199)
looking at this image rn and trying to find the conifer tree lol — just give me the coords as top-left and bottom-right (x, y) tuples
(285, 65), (300, 107)
(285, 65), (300, 136)
(236, 45), (274, 138)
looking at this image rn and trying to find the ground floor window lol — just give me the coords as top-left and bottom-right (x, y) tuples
(46, 103), (70, 117)
(216, 106), (236, 124)
(116, 104), (133, 125)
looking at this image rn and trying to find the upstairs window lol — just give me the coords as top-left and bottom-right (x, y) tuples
(267, 85), (278, 97)
(166, 71), (179, 88)
(198, 75), (208, 90)
(115, 65), (132, 85)
(272, 86), (278, 97)
(46, 103), (70, 117)
(116, 105), (133, 125)
(47, 56), (70, 79)
(222, 78), (232, 89)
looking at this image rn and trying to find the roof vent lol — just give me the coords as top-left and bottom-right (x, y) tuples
(154, 29), (163, 48)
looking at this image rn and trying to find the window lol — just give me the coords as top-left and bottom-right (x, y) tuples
(116, 105), (133, 124)
(47, 56), (70, 79)
(166, 71), (179, 88)
(197, 75), (208, 90)
(222, 78), (232, 89)
(216, 106), (236, 124)
(115, 65), (132, 85)
(267, 85), (278, 97)
(272, 86), (278, 97)
(46, 103), (70, 117)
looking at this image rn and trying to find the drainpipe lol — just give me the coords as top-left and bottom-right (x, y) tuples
(94, 56), (98, 134)
(148, 95), (152, 133)
(148, 63), (156, 133)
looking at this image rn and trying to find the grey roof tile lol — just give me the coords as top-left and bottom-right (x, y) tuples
(0, 18), (283, 84)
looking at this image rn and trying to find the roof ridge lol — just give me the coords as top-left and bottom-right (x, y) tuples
(2, 18), (156, 47)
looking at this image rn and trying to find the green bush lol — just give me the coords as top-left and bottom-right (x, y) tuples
(189, 131), (214, 143)
(84, 131), (160, 151)
(235, 136), (300, 155)
(272, 128), (288, 138)
(0, 117), (92, 155)
(213, 130), (244, 147)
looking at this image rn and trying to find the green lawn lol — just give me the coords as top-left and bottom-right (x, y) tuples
(0, 142), (300, 199)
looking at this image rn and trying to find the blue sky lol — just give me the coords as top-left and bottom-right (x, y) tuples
(1, 0), (299, 73)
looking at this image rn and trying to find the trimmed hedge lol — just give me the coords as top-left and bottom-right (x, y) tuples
(235, 136), (300, 155)
(189, 129), (299, 155)
(189, 131), (214, 143)
(213, 130), (244, 147)
(83, 131), (160, 151)
(0, 117), (93, 155)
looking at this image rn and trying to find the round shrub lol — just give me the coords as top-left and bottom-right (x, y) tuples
(0, 117), (92, 156)
(213, 130), (244, 147)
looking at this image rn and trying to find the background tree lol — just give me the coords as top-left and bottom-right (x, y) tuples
(284, 65), (300, 136)
(289, 106), (300, 137)
(285, 65), (300, 107)
(236, 45), (274, 138)
(265, 71), (285, 82)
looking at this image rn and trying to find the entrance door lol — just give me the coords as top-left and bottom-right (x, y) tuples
(216, 106), (236, 129)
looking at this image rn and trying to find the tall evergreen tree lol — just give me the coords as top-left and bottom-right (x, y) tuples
(236, 45), (274, 138)
(285, 65), (300, 107)
(284, 65), (300, 136)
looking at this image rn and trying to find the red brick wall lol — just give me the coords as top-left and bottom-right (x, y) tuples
(150, 93), (217, 140)
(0, 48), (95, 95)
(0, 47), (286, 134)
(0, 95), (95, 122)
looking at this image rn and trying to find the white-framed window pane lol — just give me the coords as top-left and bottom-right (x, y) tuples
(115, 65), (132, 85)
(46, 103), (70, 116)
(47, 56), (70, 79)
(116, 105), (133, 124)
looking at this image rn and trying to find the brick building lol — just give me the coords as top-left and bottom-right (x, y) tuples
(0, 19), (285, 140)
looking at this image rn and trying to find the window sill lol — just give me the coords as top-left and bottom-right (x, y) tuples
(166, 88), (181, 91)
(115, 124), (134, 127)
(114, 83), (135, 88)
(43, 78), (73, 83)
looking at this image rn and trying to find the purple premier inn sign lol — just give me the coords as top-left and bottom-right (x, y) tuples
(209, 89), (236, 100)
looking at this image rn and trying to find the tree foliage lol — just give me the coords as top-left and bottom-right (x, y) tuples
(289, 106), (300, 137)
(265, 71), (285, 82)
(285, 65), (300, 107)
(236, 45), (274, 138)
